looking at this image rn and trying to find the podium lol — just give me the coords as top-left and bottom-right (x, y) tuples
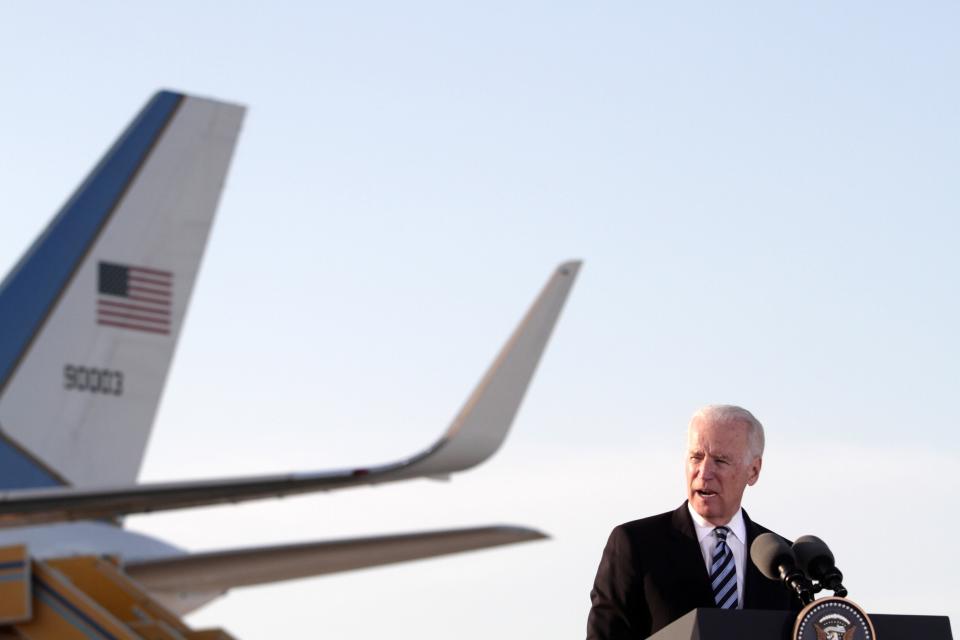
(648, 608), (953, 639)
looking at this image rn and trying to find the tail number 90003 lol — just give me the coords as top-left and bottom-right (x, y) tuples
(63, 365), (124, 396)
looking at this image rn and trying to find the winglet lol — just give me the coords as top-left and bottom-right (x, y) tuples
(385, 260), (581, 479)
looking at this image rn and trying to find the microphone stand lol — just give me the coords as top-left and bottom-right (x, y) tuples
(779, 565), (816, 605)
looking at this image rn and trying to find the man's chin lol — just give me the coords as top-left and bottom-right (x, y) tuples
(690, 497), (727, 523)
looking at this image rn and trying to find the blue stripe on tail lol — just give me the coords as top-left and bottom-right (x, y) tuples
(0, 437), (62, 488)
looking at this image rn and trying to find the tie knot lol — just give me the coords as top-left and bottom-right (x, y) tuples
(714, 526), (730, 542)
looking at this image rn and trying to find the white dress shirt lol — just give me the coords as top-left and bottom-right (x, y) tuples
(687, 503), (746, 609)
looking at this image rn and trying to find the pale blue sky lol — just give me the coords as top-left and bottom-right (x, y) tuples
(1, 2), (958, 637)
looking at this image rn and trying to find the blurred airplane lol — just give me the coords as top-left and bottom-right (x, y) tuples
(0, 91), (580, 616)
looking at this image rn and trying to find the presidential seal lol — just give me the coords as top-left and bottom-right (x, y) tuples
(793, 596), (876, 640)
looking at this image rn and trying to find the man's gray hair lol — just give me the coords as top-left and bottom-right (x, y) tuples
(689, 404), (765, 461)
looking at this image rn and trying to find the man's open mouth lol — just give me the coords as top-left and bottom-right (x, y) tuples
(696, 490), (717, 497)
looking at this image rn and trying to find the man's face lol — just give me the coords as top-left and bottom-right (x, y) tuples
(686, 417), (762, 526)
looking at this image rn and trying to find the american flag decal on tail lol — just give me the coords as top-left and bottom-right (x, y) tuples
(97, 262), (172, 335)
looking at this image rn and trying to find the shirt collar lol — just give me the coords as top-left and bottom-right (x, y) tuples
(687, 502), (747, 545)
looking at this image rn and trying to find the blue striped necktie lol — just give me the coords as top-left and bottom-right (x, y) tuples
(710, 526), (739, 609)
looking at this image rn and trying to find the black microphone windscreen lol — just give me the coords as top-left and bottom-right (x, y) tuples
(793, 535), (835, 578)
(750, 532), (796, 581)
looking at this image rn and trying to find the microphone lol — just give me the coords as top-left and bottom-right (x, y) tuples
(750, 533), (815, 604)
(793, 535), (848, 597)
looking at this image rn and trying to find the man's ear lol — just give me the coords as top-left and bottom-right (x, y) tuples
(746, 456), (762, 486)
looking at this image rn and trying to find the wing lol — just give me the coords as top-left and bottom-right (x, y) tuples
(125, 525), (547, 614)
(0, 261), (580, 526)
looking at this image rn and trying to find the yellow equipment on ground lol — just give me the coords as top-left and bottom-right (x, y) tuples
(0, 545), (235, 640)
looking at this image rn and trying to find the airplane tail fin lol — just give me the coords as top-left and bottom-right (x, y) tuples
(0, 91), (245, 489)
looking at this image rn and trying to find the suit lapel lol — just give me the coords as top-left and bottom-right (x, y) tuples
(670, 502), (715, 604)
(741, 509), (766, 607)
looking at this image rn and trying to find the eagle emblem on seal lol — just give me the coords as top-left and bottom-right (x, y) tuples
(814, 622), (857, 640)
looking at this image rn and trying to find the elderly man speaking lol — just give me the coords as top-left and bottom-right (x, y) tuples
(586, 405), (799, 638)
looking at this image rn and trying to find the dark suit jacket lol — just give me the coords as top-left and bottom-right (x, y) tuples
(586, 502), (798, 639)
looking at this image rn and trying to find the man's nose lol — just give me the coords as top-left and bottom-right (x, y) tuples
(700, 459), (716, 479)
